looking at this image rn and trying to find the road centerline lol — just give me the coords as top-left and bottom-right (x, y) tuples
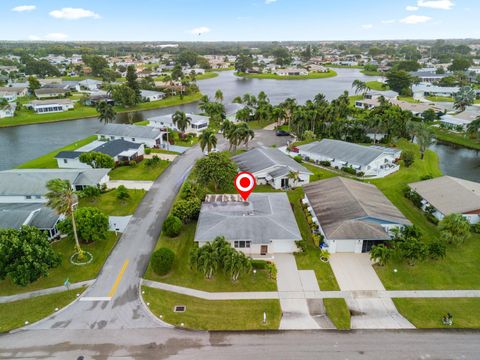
(108, 259), (129, 298)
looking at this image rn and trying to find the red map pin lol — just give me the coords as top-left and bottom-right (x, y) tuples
(234, 172), (256, 201)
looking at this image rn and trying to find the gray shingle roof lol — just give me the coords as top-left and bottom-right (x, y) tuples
(34, 88), (68, 95)
(409, 176), (480, 215)
(194, 193), (301, 244)
(304, 177), (411, 240)
(0, 203), (60, 230)
(55, 151), (82, 159)
(232, 147), (312, 175)
(148, 113), (209, 126)
(0, 169), (110, 196)
(299, 139), (385, 167)
(97, 124), (161, 140)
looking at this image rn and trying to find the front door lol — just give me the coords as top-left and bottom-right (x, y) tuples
(260, 245), (268, 255)
(281, 178), (289, 189)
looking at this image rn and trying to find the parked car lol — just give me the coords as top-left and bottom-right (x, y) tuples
(276, 129), (290, 136)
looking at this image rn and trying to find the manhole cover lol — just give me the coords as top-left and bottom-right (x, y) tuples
(174, 305), (186, 312)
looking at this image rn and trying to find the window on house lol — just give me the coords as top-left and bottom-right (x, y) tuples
(64, 159), (68, 163)
(25, 195), (32, 199)
(234, 241), (251, 248)
(132, 138), (135, 141)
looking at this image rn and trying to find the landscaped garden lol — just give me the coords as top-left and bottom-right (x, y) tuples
(142, 287), (282, 330)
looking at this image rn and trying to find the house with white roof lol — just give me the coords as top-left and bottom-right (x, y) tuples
(148, 113), (209, 134)
(0, 103), (16, 118)
(232, 147), (312, 189)
(26, 99), (74, 114)
(412, 83), (459, 98)
(439, 108), (480, 130)
(140, 90), (165, 102)
(97, 123), (163, 148)
(296, 139), (400, 178)
(194, 193), (301, 256)
(275, 67), (308, 76)
(79, 79), (102, 91)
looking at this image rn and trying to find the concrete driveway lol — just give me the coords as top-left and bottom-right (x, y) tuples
(329, 253), (414, 329)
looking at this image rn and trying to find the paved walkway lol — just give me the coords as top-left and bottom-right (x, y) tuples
(107, 180), (153, 190)
(0, 280), (93, 304)
(144, 153), (177, 161)
(330, 253), (414, 329)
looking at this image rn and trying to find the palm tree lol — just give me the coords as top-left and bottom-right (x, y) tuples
(199, 129), (218, 153)
(45, 179), (83, 257)
(235, 107), (252, 122)
(370, 244), (391, 266)
(198, 95), (210, 113)
(226, 123), (243, 152)
(352, 80), (368, 95)
(467, 116), (480, 139)
(224, 251), (252, 281)
(416, 123), (433, 159)
(271, 106), (286, 128)
(214, 89), (224, 103)
(96, 100), (116, 124)
(287, 171), (300, 188)
(238, 122), (254, 149)
(172, 110), (191, 133)
(454, 86), (476, 112)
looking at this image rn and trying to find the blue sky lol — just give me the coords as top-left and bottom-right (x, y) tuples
(1, 0), (479, 41)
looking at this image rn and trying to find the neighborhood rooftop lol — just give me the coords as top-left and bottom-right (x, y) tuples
(55, 139), (141, 159)
(148, 113), (209, 125)
(304, 177), (411, 240)
(194, 193), (301, 244)
(409, 176), (480, 215)
(97, 123), (162, 139)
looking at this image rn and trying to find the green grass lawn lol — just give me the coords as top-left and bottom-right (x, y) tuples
(0, 289), (82, 333)
(172, 133), (199, 147)
(397, 96), (420, 103)
(212, 66), (235, 71)
(425, 96), (453, 102)
(16, 136), (97, 169)
(245, 119), (276, 129)
(79, 189), (145, 216)
(360, 70), (383, 76)
(195, 72), (219, 80)
(108, 160), (170, 181)
(142, 287), (281, 330)
(393, 298), (480, 328)
(144, 221), (277, 292)
(432, 127), (480, 150)
(0, 232), (118, 296)
(366, 81), (389, 91)
(235, 70), (337, 80)
(303, 163), (338, 182)
(348, 95), (363, 106)
(324, 63), (364, 69)
(115, 93), (203, 112)
(150, 149), (180, 155)
(372, 139), (480, 290)
(323, 298), (351, 330)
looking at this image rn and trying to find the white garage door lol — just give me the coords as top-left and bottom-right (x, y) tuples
(271, 240), (297, 253)
(335, 240), (357, 253)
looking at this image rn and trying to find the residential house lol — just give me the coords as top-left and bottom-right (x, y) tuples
(439, 108), (480, 130)
(232, 147), (312, 189)
(34, 88), (69, 99)
(194, 193), (301, 256)
(55, 139), (145, 168)
(140, 89), (165, 102)
(26, 99), (74, 114)
(275, 68), (308, 76)
(0, 86), (28, 98)
(295, 139), (400, 177)
(412, 83), (459, 98)
(409, 176), (480, 224)
(79, 79), (102, 91)
(148, 113), (209, 134)
(0, 103), (16, 118)
(303, 177), (411, 253)
(306, 64), (329, 73)
(97, 123), (163, 148)
(355, 92), (442, 116)
(225, 102), (244, 122)
(410, 71), (448, 83)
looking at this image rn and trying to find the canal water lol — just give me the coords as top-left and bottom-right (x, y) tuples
(0, 68), (478, 181)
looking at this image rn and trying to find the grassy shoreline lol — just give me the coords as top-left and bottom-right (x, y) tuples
(235, 70), (337, 80)
(0, 93), (203, 128)
(432, 127), (480, 150)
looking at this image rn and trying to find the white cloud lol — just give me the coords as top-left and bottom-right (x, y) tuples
(362, 24), (373, 29)
(28, 33), (68, 41)
(400, 15), (432, 24)
(381, 19), (396, 24)
(49, 7), (100, 20)
(406, 5), (419, 11)
(28, 35), (41, 40)
(190, 26), (211, 35)
(417, 0), (454, 10)
(12, 5), (36, 12)
(265, 0), (278, 3)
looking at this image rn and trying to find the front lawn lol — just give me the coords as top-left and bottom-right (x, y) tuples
(16, 136), (97, 169)
(0, 232), (118, 296)
(372, 140), (480, 290)
(303, 163), (338, 182)
(144, 222), (278, 292)
(0, 289), (82, 333)
(235, 70), (337, 80)
(79, 189), (146, 216)
(245, 119), (276, 129)
(108, 160), (170, 181)
(425, 96), (453, 102)
(142, 287), (281, 330)
(397, 96), (420, 103)
(366, 81), (389, 91)
(393, 298), (480, 328)
(323, 298), (351, 330)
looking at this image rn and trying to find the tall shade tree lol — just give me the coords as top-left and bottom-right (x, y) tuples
(214, 89), (224, 103)
(172, 110), (192, 133)
(96, 100), (117, 124)
(45, 179), (83, 257)
(199, 129), (218, 153)
(415, 123), (433, 159)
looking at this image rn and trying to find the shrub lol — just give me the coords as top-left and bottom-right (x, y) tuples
(312, 234), (321, 247)
(319, 160), (331, 167)
(421, 175), (433, 181)
(145, 148), (152, 155)
(252, 259), (268, 270)
(58, 207), (109, 243)
(428, 240), (447, 260)
(471, 223), (480, 234)
(357, 171), (365, 177)
(293, 155), (303, 163)
(145, 155), (161, 167)
(265, 262), (277, 280)
(341, 166), (357, 175)
(172, 198), (201, 223)
(162, 215), (182, 237)
(295, 240), (307, 253)
(80, 185), (101, 199)
(404, 189), (423, 208)
(306, 215), (313, 225)
(401, 150), (415, 167)
(151, 248), (175, 276)
(116, 185), (130, 200)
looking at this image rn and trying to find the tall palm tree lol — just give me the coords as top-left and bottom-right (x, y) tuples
(467, 116), (480, 140)
(238, 122), (254, 149)
(272, 106), (286, 127)
(416, 123), (433, 159)
(287, 171), (300, 187)
(96, 100), (116, 124)
(199, 129), (218, 153)
(172, 110), (191, 133)
(214, 89), (224, 103)
(224, 251), (252, 281)
(454, 86), (476, 112)
(198, 95), (210, 113)
(352, 80), (368, 95)
(45, 179), (83, 257)
(235, 107), (252, 122)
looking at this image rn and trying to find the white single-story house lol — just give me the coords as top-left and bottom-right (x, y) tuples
(0, 103), (16, 118)
(439, 109), (480, 130)
(409, 176), (480, 224)
(141, 90), (165, 102)
(97, 123), (163, 148)
(148, 113), (209, 134)
(0, 90), (18, 102)
(194, 193), (301, 256)
(26, 99), (74, 114)
(0, 168), (110, 203)
(410, 71), (448, 83)
(34, 88), (69, 99)
(412, 83), (459, 98)
(303, 177), (411, 253)
(233, 147), (312, 189)
(79, 79), (102, 91)
(55, 139), (145, 169)
(225, 102), (244, 122)
(307, 64), (329, 73)
(275, 67), (308, 76)
(295, 139), (400, 178)
(0, 86), (28, 98)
